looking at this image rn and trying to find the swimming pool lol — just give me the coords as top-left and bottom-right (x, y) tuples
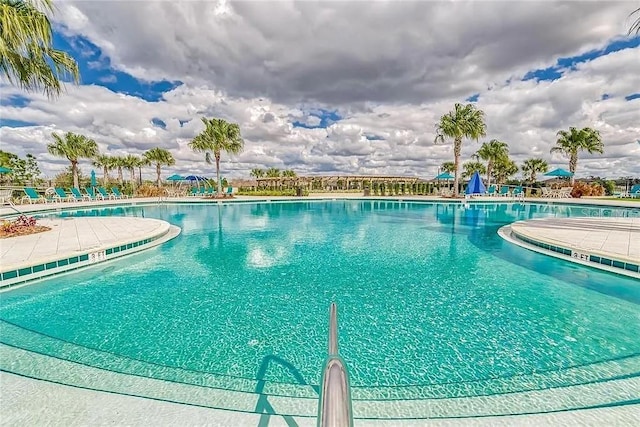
(1, 200), (639, 420)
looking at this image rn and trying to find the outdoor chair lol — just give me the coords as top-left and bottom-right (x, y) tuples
(498, 186), (510, 197)
(512, 186), (524, 200)
(22, 187), (48, 204)
(97, 187), (116, 200)
(111, 187), (129, 199)
(486, 185), (496, 196)
(85, 187), (104, 201)
(629, 184), (640, 199)
(0, 189), (12, 205)
(54, 188), (73, 202)
(70, 187), (90, 201)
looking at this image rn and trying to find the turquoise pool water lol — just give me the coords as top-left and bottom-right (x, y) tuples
(1, 201), (639, 416)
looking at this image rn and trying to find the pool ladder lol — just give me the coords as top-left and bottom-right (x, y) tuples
(317, 303), (354, 427)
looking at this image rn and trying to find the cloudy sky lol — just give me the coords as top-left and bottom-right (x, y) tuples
(1, 0), (639, 181)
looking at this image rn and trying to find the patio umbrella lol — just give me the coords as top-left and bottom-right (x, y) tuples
(0, 166), (12, 174)
(90, 170), (97, 188)
(435, 172), (454, 180)
(166, 174), (184, 181)
(544, 168), (573, 177)
(465, 171), (486, 195)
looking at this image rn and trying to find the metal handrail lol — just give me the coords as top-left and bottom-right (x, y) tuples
(318, 303), (353, 427)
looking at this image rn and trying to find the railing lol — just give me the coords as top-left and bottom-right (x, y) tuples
(318, 303), (353, 427)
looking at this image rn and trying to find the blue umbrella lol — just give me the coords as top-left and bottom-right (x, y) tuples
(435, 172), (454, 180)
(544, 168), (573, 177)
(90, 170), (97, 187)
(465, 171), (486, 195)
(167, 174), (184, 181)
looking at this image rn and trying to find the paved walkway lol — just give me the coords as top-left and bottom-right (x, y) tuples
(0, 217), (170, 272)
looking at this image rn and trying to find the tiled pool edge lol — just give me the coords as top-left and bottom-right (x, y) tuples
(0, 225), (181, 290)
(498, 226), (640, 280)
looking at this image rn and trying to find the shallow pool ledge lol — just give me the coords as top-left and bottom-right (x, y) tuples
(499, 217), (640, 279)
(0, 217), (181, 289)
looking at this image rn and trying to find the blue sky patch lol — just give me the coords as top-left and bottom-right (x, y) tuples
(601, 93), (611, 100)
(0, 94), (31, 108)
(292, 109), (342, 129)
(151, 118), (167, 129)
(523, 35), (639, 82)
(179, 119), (191, 127)
(0, 119), (38, 128)
(625, 93), (640, 101)
(466, 94), (479, 103)
(365, 134), (385, 141)
(51, 31), (182, 102)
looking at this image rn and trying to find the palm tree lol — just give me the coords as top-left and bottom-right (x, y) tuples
(188, 117), (244, 195)
(123, 154), (142, 187)
(266, 167), (281, 178)
(630, 7), (640, 34)
(440, 162), (455, 174)
(521, 158), (549, 184)
(282, 169), (297, 178)
(491, 157), (519, 185)
(136, 156), (149, 186)
(47, 132), (97, 188)
(434, 103), (487, 196)
(111, 155), (125, 184)
(476, 139), (509, 187)
(550, 127), (603, 185)
(250, 168), (265, 178)
(93, 154), (112, 186)
(1, 0), (79, 98)
(462, 161), (487, 180)
(143, 147), (175, 187)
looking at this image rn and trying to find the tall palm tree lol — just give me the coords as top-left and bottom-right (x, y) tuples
(136, 156), (149, 186)
(434, 103), (487, 196)
(47, 132), (97, 188)
(266, 167), (281, 178)
(93, 154), (112, 186)
(111, 155), (126, 184)
(250, 168), (265, 178)
(282, 169), (297, 178)
(521, 158), (549, 184)
(550, 127), (603, 185)
(440, 162), (456, 174)
(1, 0), (79, 98)
(123, 154), (142, 187)
(491, 157), (519, 185)
(188, 117), (244, 195)
(143, 148), (175, 187)
(476, 139), (509, 187)
(462, 161), (487, 180)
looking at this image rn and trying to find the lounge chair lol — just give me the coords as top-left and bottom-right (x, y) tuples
(512, 186), (524, 200)
(188, 187), (199, 197)
(498, 186), (510, 197)
(226, 186), (233, 196)
(111, 187), (129, 199)
(70, 187), (90, 201)
(0, 189), (12, 205)
(85, 187), (104, 201)
(205, 186), (215, 195)
(97, 187), (116, 200)
(629, 184), (640, 199)
(486, 185), (496, 196)
(22, 187), (48, 204)
(54, 187), (73, 202)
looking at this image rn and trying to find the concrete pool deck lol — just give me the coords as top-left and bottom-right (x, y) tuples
(500, 217), (640, 278)
(0, 216), (180, 288)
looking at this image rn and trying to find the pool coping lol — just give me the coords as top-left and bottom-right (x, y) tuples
(498, 222), (640, 279)
(0, 222), (181, 290)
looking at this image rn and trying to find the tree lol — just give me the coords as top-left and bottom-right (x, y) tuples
(136, 156), (149, 186)
(282, 169), (297, 177)
(0, 150), (40, 185)
(476, 139), (509, 187)
(266, 167), (281, 178)
(0, 0), (79, 98)
(440, 162), (455, 173)
(111, 156), (126, 184)
(123, 154), (142, 187)
(188, 117), (244, 195)
(143, 148), (175, 187)
(491, 157), (518, 185)
(250, 168), (265, 178)
(630, 7), (640, 34)
(93, 154), (113, 186)
(47, 132), (98, 188)
(462, 161), (487, 180)
(550, 127), (603, 185)
(434, 103), (486, 196)
(521, 158), (549, 183)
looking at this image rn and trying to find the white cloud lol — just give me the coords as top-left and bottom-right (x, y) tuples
(0, 1), (638, 180)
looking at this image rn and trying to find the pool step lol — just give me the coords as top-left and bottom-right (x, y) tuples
(2, 341), (639, 419)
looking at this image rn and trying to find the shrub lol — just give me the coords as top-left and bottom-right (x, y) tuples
(571, 182), (605, 198)
(135, 184), (166, 197)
